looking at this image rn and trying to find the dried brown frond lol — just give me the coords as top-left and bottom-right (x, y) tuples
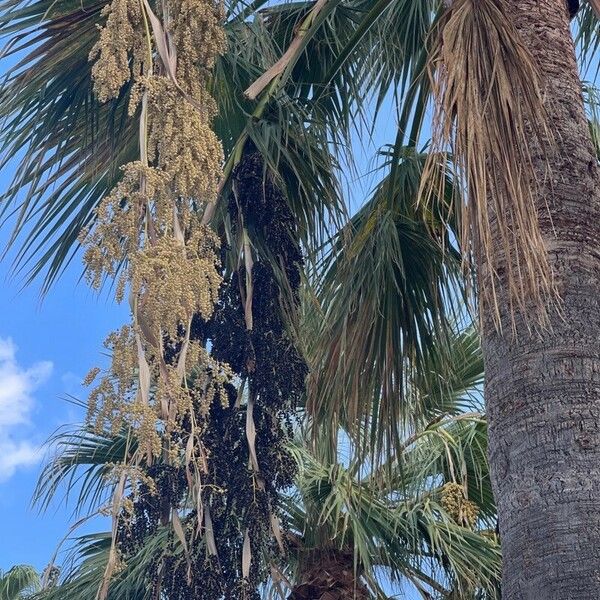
(421, 0), (558, 331)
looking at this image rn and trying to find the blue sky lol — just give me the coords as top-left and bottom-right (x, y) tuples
(0, 231), (125, 572)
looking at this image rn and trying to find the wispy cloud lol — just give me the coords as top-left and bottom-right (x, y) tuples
(0, 337), (52, 482)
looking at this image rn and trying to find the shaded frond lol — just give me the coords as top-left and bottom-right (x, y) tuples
(38, 530), (169, 600)
(33, 426), (135, 516)
(284, 413), (499, 599)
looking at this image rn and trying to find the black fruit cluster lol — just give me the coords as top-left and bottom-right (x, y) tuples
(115, 152), (307, 599)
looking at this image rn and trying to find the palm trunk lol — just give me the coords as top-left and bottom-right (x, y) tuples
(482, 1), (600, 598)
(288, 551), (371, 600)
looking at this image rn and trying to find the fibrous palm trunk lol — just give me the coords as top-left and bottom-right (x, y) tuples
(288, 552), (371, 600)
(483, 1), (600, 598)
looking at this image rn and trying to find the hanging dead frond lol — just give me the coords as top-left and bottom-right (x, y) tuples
(422, 0), (558, 331)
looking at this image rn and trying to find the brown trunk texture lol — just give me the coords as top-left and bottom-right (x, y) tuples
(482, 1), (600, 599)
(288, 551), (370, 600)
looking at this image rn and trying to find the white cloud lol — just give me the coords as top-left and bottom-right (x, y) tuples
(0, 337), (52, 482)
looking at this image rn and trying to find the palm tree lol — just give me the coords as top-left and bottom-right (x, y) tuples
(0, 566), (40, 600)
(284, 418), (499, 600)
(415, 2), (600, 597)
(475, 4), (600, 597)
(249, 3), (600, 597)
(0, 1), (462, 597)
(2, 0), (600, 597)
(0, 2), (349, 596)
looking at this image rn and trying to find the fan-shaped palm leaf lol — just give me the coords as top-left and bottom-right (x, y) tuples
(34, 425), (136, 517)
(576, 1), (600, 66)
(282, 412), (498, 599)
(0, 0), (444, 290)
(0, 0), (349, 289)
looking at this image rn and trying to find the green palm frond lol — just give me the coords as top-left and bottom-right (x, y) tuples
(250, 0), (437, 126)
(211, 4), (350, 247)
(398, 416), (493, 522)
(34, 426), (135, 516)
(310, 0), (439, 140)
(0, 0), (442, 290)
(0, 0), (133, 290)
(37, 416), (497, 600)
(35, 319), (491, 599)
(0, 0), (346, 289)
(38, 530), (169, 600)
(410, 327), (483, 423)
(0, 565), (40, 600)
(306, 146), (463, 458)
(35, 534), (115, 600)
(31, 428), (164, 600)
(281, 322), (497, 598)
(584, 82), (600, 159)
(576, 1), (600, 67)
(283, 414), (499, 599)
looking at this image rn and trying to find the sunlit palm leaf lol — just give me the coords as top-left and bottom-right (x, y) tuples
(0, 0), (346, 289)
(0, 0), (441, 291)
(284, 414), (499, 598)
(38, 530), (169, 600)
